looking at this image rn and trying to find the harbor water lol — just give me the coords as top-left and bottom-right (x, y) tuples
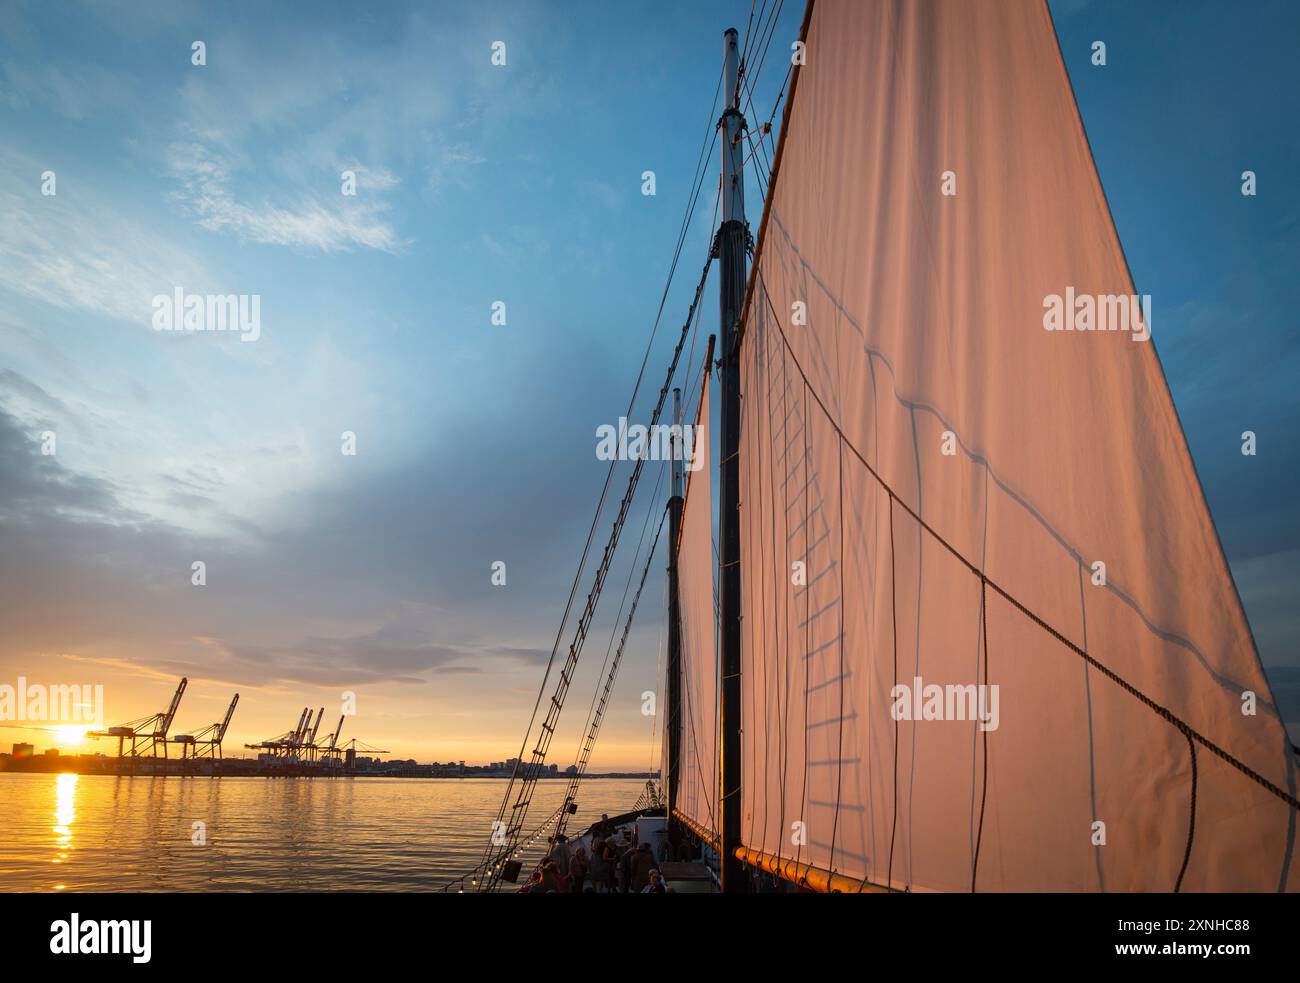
(0, 773), (649, 892)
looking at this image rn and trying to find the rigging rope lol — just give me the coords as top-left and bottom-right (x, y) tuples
(971, 578), (990, 892)
(477, 249), (719, 891)
(475, 58), (726, 889)
(568, 462), (668, 787)
(740, 0), (785, 123)
(1175, 732), (1199, 893)
(735, 0), (766, 108)
(437, 803), (565, 893)
(553, 505), (669, 841)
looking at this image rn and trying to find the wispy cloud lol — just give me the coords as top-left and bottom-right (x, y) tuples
(0, 149), (210, 326)
(427, 141), (486, 194)
(0, 59), (134, 119)
(166, 140), (403, 253)
(66, 631), (555, 690)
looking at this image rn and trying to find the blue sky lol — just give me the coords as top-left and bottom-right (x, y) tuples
(1, 0), (1296, 762)
(1051, 0), (1300, 721)
(0, 0), (801, 765)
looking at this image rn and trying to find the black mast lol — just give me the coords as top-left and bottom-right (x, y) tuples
(666, 388), (684, 838)
(717, 25), (748, 894)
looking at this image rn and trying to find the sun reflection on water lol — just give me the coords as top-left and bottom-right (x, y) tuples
(52, 772), (78, 873)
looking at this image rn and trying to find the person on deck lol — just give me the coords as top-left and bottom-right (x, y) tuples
(641, 869), (667, 894)
(629, 842), (656, 892)
(535, 861), (561, 893)
(587, 837), (608, 893)
(617, 836), (636, 893)
(569, 846), (588, 893)
(549, 834), (573, 879)
(605, 836), (624, 892)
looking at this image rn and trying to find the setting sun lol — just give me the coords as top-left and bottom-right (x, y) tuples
(50, 726), (88, 747)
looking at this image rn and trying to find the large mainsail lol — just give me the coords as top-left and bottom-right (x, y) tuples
(676, 370), (719, 840)
(730, 0), (1298, 891)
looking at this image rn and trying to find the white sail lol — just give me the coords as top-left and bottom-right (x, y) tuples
(677, 370), (719, 838)
(736, 0), (1298, 891)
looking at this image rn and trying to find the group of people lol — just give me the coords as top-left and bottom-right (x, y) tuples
(521, 814), (669, 894)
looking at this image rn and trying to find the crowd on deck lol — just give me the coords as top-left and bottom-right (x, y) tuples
(521, 813), (687, 893)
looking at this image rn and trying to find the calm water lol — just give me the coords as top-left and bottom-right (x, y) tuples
(0, 773), (648, 892)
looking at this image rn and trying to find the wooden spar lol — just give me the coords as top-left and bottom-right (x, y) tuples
(672, 806), (895, 894)
(733, 845), (896, 894)
(671, 806), (720, 849)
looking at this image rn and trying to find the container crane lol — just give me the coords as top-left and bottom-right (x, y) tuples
(304, 707), (324, 761)
(174, 693), (239, 760)
(338, 738), (389, 773)
(88, 677), (188, 759)
(245, 706), (311, 761)
(317, 715), (347, 767)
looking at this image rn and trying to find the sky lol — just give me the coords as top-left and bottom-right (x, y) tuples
(1050, 0), (1300, 734)
(1, 0), (1297, 766)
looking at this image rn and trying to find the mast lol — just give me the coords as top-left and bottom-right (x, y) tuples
(666, 388), (684, 838)
(717, 25), (747, 893)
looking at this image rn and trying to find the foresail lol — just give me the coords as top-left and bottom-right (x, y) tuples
(677, 370), (719, 841)
(737, 0), (1298, 891)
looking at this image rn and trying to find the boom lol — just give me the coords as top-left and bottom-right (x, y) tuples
(217, 694), (239, 740)
(159, 677), (188, 737)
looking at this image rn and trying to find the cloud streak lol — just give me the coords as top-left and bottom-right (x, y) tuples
(166, 141), (403, 253)
(0, 149), (211, 326)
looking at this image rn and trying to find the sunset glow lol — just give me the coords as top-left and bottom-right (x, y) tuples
(50, 725), (89, 747)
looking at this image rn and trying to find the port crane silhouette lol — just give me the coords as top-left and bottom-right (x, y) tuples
(80, 677), (390, 773)
(245, 706), (316, 762)
(173, 693), (239, 761)
(88, 677), (188, 759)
